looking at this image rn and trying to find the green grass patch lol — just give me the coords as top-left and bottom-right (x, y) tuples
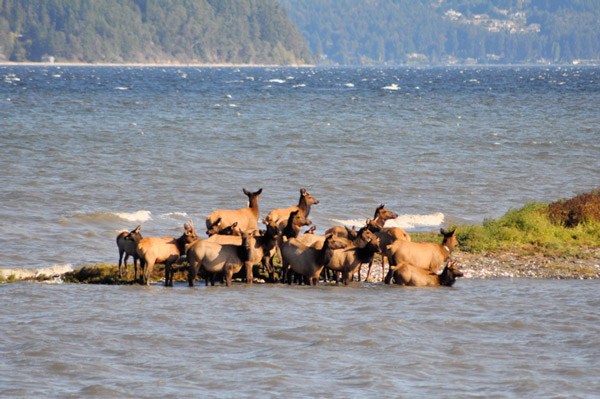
(445, 190), (600, 257)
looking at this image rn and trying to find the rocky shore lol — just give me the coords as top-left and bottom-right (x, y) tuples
(362, 249), (600, 282)
(2, 249), (599, 283)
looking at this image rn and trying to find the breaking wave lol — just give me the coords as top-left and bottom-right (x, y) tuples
(329, 212), (445, 231)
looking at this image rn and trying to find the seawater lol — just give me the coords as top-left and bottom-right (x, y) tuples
(1, 65), (598, 270)
(1, 66), (599, 397)
(1, 280), (599, 398)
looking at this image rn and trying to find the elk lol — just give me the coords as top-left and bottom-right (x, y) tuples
(361, 204), (411, 281)
(387, 260), (463, 287)
(136, 222), (198, 286)
(205, 188), (262, 235)
(325, 227), (381, 285)
(241, 224), (280, 282)
(264, 188), (319, 231)
(384, 228), (459, 284)
(186, 236), (249, 287)
(325, 225), (358, 241)
(116, 225), (143, 279)
(280, 234), (347, 285)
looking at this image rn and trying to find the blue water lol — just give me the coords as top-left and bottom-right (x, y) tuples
(1, 65), (599, 398)
(1, 65), (598, 271)
(1, 279), (599, 398)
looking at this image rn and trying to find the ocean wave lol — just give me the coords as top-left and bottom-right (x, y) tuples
(329, 212), (445, 230)
(113, 210), (152, 222)
(160, 212), (189, 219)
(72, 210), (152, 223)
(382, 83), (400, 90)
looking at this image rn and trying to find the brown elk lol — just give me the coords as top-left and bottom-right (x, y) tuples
(136, 222), (198, 286)
(205, 188), (262, 235)
(387, 260), (464, 287)
(186, 237), (249, 287)
(361, 204), (411, 281)
(325, 227), (381, 285)
(241, 224), (280, 282)
(264, 188), (319, 231)
(384, 228), (459, 284)
(116, 225), (143, 279)
(280, 234), (347, 285)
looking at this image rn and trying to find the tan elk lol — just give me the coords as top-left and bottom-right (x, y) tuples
(360, 204), (410, 281)
(280, 234), (347, 286)
(325, 227), (381, 285)
(240, 224), (280, 282)
(116, 225), (143, 279)
(186, 234), (249, 287)
(136, 222), (198, 286)
(264, 188), (319, 231)
(206, 188), (263, 235)
(387, 260), (464, 287)
(384, 228), (459, 284)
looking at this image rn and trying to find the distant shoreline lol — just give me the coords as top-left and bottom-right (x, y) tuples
(0, 61), (316, 68)
(1, 61), (597, 68)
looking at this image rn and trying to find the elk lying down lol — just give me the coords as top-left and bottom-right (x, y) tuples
(116, 225), (143, 279)
(136, 222), (198, 286)
(206, 188), (263, 235)
(384, 228), (459, 284)
(387, 261), (463, 287)
(280, 234), (347, 286)
(264, 188), (319, 231)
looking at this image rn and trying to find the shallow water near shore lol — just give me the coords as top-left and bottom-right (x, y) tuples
(1, 279), (599, 398)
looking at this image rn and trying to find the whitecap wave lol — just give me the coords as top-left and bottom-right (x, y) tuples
(329, 212), (445, 230)
(160, 212), (189, 219)
(114, 210), (152, 222)
(382, 83), (400, 90)
(267, 79), (286, 84)
(114, 86), (129, 90)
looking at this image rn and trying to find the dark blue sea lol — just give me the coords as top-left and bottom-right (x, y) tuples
(1, 65), (599, 398)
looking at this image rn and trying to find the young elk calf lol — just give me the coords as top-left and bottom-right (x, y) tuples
(136, 222), (198, 286)
(206, 188), (263, 235)
(264, 188), (319, 231)
(388, 261), (463, 287)
(116, 225), (142, 279)
(384, 228), (459, 284)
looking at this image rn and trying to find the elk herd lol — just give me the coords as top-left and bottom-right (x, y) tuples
(116, 188), (463, 288)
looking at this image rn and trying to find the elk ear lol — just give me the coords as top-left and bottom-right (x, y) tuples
(256, 188), (263, 195)
(232, 222), (238, 227)
(133, 225), (141, 233)
(243, 188), (250, 195)
(440, 228), (447, 235)
(300, 188), (307, 195)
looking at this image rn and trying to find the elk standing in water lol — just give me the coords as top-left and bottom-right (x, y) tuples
(116, 225), (143, 279)
(136, 222), (198, 286)
(264, 188), (319, 231)
(206, 188), (263, 235)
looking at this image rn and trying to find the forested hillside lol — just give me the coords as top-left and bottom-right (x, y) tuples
(279, 0), (600, 65)
(0, 0), (313, 64)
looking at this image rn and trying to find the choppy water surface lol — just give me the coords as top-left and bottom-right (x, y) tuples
(1, 66), (599, 396)
(1, 280), (599, 398)
(1, 65), (598, 270)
